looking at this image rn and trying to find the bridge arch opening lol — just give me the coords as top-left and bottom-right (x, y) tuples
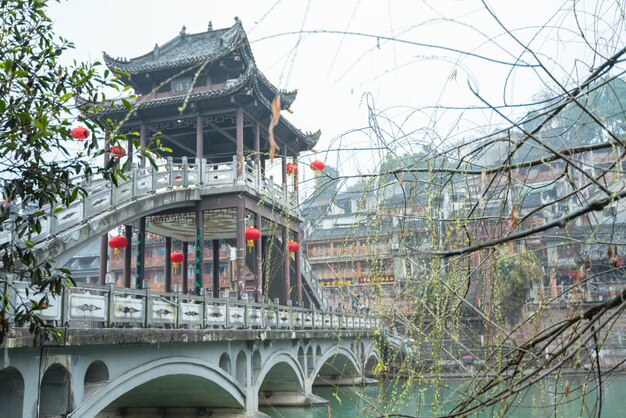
(310, 348), (361, 388)
(219, 352), (231, 375)
(40, 363), (72, 417)
(315, 345), (322, 362)
(71, 358), (245, 417)
(84, 360), (109, 398)
(236, 350), (247, 387)
(257, 353), (306, 407)
(0, 366), (24, 417)
(364, 355), (380, 378)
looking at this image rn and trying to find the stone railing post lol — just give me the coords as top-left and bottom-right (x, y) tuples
(225, 298), (231, 329)
(175, 291), (182, 328)
(81, 192), (90, 224)
(60, 284), (68, 327)
(133, 166), (140, 199)
(181, 156), (189, 187)
(107, 284), (115, 328)
(167, 156), (174, 189)
(202, 292), (208, 329)
(232, 155), (239, 185)
(144, 288), (152, 328)
(198, 157), (204, 186)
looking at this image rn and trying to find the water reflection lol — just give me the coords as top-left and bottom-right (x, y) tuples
(261, 374), (626, 418)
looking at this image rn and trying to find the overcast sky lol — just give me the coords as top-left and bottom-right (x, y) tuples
(47, 0), (623, 188)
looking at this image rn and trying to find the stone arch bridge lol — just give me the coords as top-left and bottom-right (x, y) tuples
(1, 282), (380, 417)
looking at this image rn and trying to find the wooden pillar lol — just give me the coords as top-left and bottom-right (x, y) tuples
(295, 229), (302, 306)
(254, 122), (260, 188)
(294, 156), (299, 204)
(196, 114), (204, 185)
(194, 205), (204, 295)
(182, 242), (189, 294)
(139, 122), (147, 168)
(255, 212), (262, 302)
(165, 237), (172, 293)
(282, 226), (290, 305)
(99, 235), (108, 285)
(281, 151), (287, 196)
(98, 141), (111, 285)
(236, 106), (244, 180)
(123, 225), (132, 288)
(261, 236), (268, 299)
(136, 217), (146, 289)
(212, 239), (220, 298)
(196, 114), (203, 161)
(236, 201), (246, 292)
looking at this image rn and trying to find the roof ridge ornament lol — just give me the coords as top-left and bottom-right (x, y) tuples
(154, 43), (160, 58)
(208, 21), (213, 31)
(179, 25), (187, 37)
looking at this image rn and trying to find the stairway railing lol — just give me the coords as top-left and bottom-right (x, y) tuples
(0, 157), (298, 250)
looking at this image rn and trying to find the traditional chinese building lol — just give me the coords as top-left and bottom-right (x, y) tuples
(85, 18), (322, 307)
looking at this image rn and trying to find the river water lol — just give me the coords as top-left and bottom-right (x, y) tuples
(261, 374), (626, 418)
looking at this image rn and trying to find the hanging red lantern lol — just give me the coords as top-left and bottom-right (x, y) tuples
(286, 162), (298, 176)
(71, 126), (90, 140)
(287, 240), (299, 253)
(108, 235), (127, 256)
(310, 160), (325, 172)
(245, 227), (261, 249)
(171, 251), (184, 272)
(110, 145), (126, 158)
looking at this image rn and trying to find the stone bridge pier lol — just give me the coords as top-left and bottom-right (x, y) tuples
(1, 328), (380, 417)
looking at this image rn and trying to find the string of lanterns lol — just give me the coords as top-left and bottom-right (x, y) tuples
(71, 125), (126, 159)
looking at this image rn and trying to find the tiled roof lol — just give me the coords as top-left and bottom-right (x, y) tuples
(98, 20), (321, 149)
(103, 22), (245, 74)
(99, 64), (254, 113)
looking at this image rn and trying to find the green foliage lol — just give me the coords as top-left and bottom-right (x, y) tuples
(313, 164), (339, 199)
(0, 0), (130, 345)
(517, 76), (626, 162)
(493, 249), (543, 323)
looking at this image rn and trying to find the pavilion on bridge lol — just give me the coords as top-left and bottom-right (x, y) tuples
(82, 18), (322, 307)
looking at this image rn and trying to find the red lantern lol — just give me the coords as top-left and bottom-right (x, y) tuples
(108, 235), (127, 256)
(310, 160), (325, 172)
(245, 227), (261, 249)
(288, 240), (299, 253)
(71, 126), (90, 140)
(286, 162), (298, 176)
(171, 251), (184, 272)
(110, 145), (126, 158)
